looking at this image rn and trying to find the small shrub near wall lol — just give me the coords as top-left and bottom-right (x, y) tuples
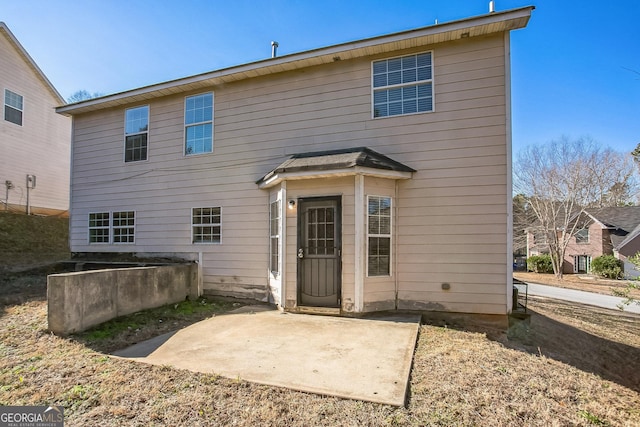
(527, 254), (554, 273)
(591, 255), (623, 279)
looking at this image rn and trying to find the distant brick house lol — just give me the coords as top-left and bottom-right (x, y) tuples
(527, 207), (640, 275)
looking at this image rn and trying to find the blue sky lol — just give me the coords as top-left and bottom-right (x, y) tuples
(2, 0), (639, 155)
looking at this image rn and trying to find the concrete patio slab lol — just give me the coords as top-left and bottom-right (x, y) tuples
(113, 306), (421, 406)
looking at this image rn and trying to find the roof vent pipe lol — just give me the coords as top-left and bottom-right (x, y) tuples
(489, 1), (495, 13)
(271, 41), (279, 58)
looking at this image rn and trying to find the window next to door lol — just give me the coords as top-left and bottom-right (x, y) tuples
(270, 200), (281, 275)
(367, 196), (392, 276)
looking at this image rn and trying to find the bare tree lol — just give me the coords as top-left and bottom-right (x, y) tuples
(514, 137), (637, 279)
(66, 90), (103, 104)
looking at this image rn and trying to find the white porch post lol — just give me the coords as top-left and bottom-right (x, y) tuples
(354, 174), (365, 312)
(280, 182), (287, 308)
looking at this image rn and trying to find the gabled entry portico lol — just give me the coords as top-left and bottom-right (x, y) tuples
(257, 147), (415, 314)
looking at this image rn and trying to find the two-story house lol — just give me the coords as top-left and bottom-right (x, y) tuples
(527, 206), (640, 275)
(56, 7), (534, 320)
(1, 22), (71, 215)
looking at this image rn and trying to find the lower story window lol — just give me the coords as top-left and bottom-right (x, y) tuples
(367, 196), (392, 276)
(113, 211), (135, 243)
(89, 211), (135, 244)
(193, 207), (221, 243)
(270, 200), (281, 275)
(89, 212), (110, 243)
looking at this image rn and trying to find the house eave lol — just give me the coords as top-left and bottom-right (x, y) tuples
(0, 22), (65, 104)
(258, 167), (413, 189)
(56, 6), (534, 116)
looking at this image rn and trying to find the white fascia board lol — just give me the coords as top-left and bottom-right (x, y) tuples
(258, 167), (413, 189)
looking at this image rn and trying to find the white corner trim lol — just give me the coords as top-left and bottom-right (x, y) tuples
(354, 175), (365, 312)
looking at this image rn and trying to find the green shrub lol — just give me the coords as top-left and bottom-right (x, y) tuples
(527, 254), (554, 273)
(591, 255), (623, 279)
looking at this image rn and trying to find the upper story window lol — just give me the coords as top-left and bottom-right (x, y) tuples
(124, 106), (149, 162)
(575, 228), (589, 244)
(4, 89), (23, 126)
(372, 52), (433, 118)
(185, 93), (213, 155)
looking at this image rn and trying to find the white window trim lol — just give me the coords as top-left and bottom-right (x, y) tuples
(88, 211), (136, 244)
(370, 50), (435, 119)
(88, 212), (110, 244)
(269, 199), (281, 276)
(575, 228), (589, 244)
(4, 88), (24, 126)
(191, 206), (222, 244)
(573, 255), (592, 273)
(123, 105), (150, 163)
(112, 210), (136, 244)
(183, 92), (214, 157)
(366, 195), (393, 277)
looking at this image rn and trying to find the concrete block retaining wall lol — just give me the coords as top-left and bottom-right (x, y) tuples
(47, 264), (198, 335)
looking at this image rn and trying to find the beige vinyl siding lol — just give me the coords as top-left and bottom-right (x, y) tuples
(0, 31), (70, 213)
(70, 33), (509, 314)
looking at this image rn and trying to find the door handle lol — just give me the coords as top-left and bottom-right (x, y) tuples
(298, 248), (304, 259)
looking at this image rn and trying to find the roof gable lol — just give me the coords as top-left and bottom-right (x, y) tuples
(0, 22), (64, 104)
(586, 207), (640, 233)
(56, 6), (534, 116)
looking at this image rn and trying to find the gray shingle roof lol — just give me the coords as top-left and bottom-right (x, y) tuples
(256, 147), (415, 185)
(588, 207), (640, 233)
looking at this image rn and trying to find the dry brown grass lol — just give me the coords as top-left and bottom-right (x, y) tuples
(1, 271), (639, 426)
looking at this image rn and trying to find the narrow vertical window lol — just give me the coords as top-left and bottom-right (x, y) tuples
(4, 89), (23, 126)
(367, 196), (392, 276)
(89, 212), (110, 243)
(270, 200), (281, 275)
(192, 207), (221, 243)
(124, 106), (149, 162)
(185, 93), (213, 155)
(113, 211), (135, 243)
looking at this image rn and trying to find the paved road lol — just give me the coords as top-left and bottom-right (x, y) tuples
(522, 282), (640, 315)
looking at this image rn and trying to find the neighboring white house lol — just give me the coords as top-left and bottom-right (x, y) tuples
(56, 7), (534, 319)
(1, 22), (71, 215)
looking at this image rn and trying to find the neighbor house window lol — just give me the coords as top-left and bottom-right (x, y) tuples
(4, 89), (23, 126)
(372, 52), (433, 118)
(575, 229), (589, 244)
(184, 93), (213, 155)
(192, 207), (221, 243)
(270, 200), (281, 275)
(124, 106), (149, 162)
(112, 211), (135, 243)
(367, 196), (392, 276)
(573, 255), (591, 273)
(89, 212), (110, 243)
(89, 211), (135, 243)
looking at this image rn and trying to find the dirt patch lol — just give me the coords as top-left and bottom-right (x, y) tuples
(514, 271), (640, 299)
(1, 270), (638, 426)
